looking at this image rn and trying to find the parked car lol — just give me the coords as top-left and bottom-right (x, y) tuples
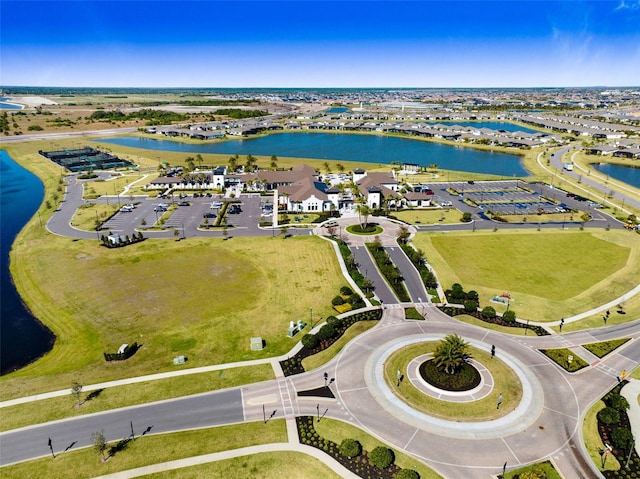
(203, 212), (216, 218)
(120, 206), (133, 212)
(154, 206), (167, 212)
(177, 201), (190, 206)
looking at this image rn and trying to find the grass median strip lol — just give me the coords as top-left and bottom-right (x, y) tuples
(1, 420), (287, 479)
(1, 364), (273, 432)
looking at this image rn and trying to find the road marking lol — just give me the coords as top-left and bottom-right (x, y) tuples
(404, 428), (420, 450)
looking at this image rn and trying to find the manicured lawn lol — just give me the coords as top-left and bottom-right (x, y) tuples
(146, 451), (343, 479)
(583, 400), (621, 472)
(582, 338), (631, 359)
(314, 418), (443, 479)
(82, 172), (147, 199)
(301, 320), (378, 372)
(539, 348), (589, 372)
(503, 460), (563, 479)
(452, 314), (530, 336)
(413, 230), (638, 322)
(0, 363), (273, 432)
(1, 420), (287, 479)
(384, 343), (521, 420)
(391, 208), (461, 225)
(70, 203), (119, 231)
(3, 232), (343, 400)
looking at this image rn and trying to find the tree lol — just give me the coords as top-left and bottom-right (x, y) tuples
(317, 324), (336, 341)
(301, 334), (319, 349)
(502, 310), (516, 323)
(245, 154), (257, 172)
(432, 334), (470, 375)
(336, 163), (345, 173)
(323, 161), (331, 173)
(280, 225), (289, 237)
(339, 438), (361, 458)
(91, 430), (108, 461)
(71, 380), (83, 407)
(270, 155), (278, 170)
(228, 154), (238, 172)
(185, 156), (195, 171)
(361, 277), (373, 293)
(461, 212), (472, 222)
(370, 446), (395, 469)
(607, 393), (630, 412)
(195, 154), (204, 168)
(397, 225), (410, 243)
(463, 300), (478, 313)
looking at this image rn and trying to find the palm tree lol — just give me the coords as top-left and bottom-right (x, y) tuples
(432, 334), (470, 375)
(355, 199), (371, 230)
(270, 155), (278, 170)
(228, 154), (238, 172)
(336, 163), (345, 173)
(323, 161), (331, 174)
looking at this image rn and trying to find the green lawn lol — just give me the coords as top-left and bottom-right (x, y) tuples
(70, 203), (120, 231)
(0, 363), (273, 432)
(1, 420), (287, 479)
(147, 451), (343, 479)
(413, 229), (638, 322)
(384, 343), (521, 420)
(582, 400), (621, 472)
(392, 207), (461, 225)
(314, 418), (443, 479)
(4, 233), (343, 400)
(301, 320), (378, 372)
(82, 172), (147, 199)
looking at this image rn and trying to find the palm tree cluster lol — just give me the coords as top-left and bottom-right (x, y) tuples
(432, 334), (471, 375)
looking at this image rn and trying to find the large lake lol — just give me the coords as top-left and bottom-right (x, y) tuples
(0, 150), (55, 374)
(593, 163), (640, 189)
(99, 132), (530, 177)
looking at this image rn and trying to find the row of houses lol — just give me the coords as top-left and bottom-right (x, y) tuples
(146, 165), (436, 213)
(513, 113), (638, 139)
(585, 144), (640, 159)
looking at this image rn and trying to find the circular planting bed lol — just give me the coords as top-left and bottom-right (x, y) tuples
(346, 224), (383, 235)
(383, 342), (522, 421)
(419, 359), (481, 392)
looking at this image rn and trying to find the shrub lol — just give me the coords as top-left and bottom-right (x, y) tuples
(481, 306), (497, 319)
(519, 470), (546, 479)
(597, 407), (620, 425)
(395, 470), (420, 479)
(301, 334), (319, 349)
(326, 315), (340, 327)
(370, 446), (395, 469)
(606, 393), (630, 412)
(466, 290), (479, 301)
(340, 286), (353, 296)
(333, 303), (352, 314)
(339, 438), (361, 458)
(331, 295), (345, 306)
(463, 300), (478, 313)
(317, 324), (337, 341)
(347, 293), (361, 305)
(611, 427), (634, 450)
(502, 310), (516, 323)
(461, 212), (472, 222)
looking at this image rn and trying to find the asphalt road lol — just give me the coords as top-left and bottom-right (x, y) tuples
(0, 389), (243, 466)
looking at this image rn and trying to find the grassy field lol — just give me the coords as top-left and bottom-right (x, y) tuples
(1, 420), (287, 479)
(146, 451), (343, 479)
(384, 343), (521, 420)
(3, 232), (344, 400)
(0, 363), (273, 432)
(71, 203), (120, 231)
(413, 229), (639, 322)
(314, 418), (444, 479)
(391, 207), (462, 225)
(81, 172), (148, 199)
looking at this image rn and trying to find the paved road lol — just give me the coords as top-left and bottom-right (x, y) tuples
(385, 245), (429, 303)
(0, 389), (243, 465)
(5, 308), (637, 477)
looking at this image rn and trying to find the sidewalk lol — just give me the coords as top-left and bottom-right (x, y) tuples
(621, 379), (640, 457)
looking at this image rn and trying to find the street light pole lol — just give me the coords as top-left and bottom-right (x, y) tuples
(310, 307), (313, 329)
(626, 436), (635, 468)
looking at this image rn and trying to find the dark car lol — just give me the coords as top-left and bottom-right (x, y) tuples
(203, 212), (216, 218)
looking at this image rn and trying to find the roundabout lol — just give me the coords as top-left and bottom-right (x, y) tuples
(364, 334), (542, 439)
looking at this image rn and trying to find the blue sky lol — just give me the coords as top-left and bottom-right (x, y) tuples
(1, 0), (639, 88)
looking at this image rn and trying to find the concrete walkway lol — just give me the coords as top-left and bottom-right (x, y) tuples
(91, 442), (360, 479)
(621, 379), (640, 457)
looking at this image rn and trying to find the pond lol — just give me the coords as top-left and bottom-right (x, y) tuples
(592, 162), (640, 189)
(0, 150), (55, 374)
(98, 132), (530, 177)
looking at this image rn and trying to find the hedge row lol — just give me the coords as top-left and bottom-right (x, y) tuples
(280, 309), (382, 376)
